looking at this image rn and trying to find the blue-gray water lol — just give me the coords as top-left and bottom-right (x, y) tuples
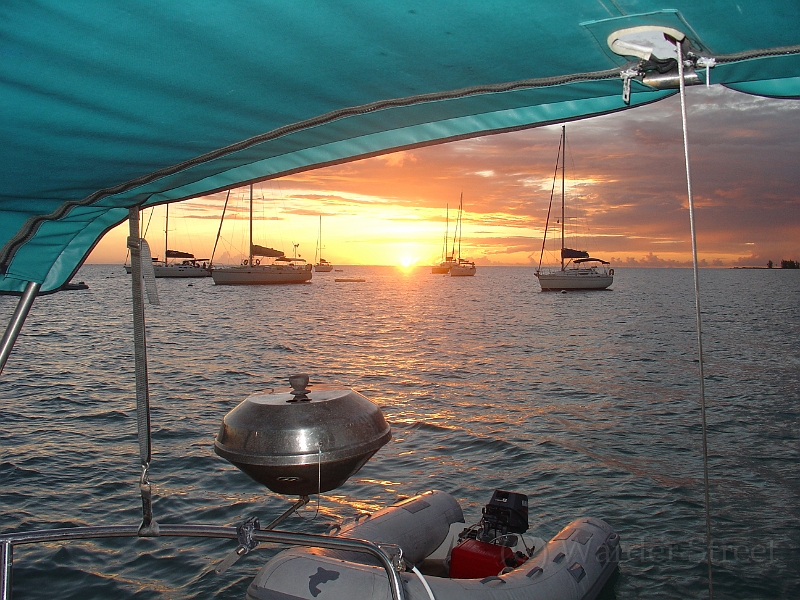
(1, 265), (798, 598)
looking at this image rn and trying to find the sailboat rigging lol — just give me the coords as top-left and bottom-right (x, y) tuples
(534, 125), (613, 291)
(314, 216), (333, 272)
(449, 193), (477, 277)
(210, 185), (313, 285)
(431, 204), (456, 274)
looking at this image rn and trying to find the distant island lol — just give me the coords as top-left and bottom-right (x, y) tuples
(770, 259), (799, 269)
(734, 260), (798, 269)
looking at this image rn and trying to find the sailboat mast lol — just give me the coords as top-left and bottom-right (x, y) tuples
(249, 184), (254, 266)
(164, 204), (169, 266)
(443, 204), (449, 261)
(457, 192), (463, 261)
(451, 197), (459, 261)
(210, 189), (231, 268)
(561, 125), (565, 271)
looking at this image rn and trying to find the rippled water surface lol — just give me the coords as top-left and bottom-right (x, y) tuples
(1, 265), (798, 598)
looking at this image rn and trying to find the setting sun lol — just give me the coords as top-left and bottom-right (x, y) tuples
(399, 255), (418, 268)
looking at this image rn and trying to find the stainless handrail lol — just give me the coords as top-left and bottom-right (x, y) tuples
(0, 524), (405, 600)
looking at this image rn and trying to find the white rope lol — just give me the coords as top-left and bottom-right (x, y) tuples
(288, 444), (321, 524)
(677, 39), (714, 600)
(411, 566), (436, 600)
(313, 442), (322, 519)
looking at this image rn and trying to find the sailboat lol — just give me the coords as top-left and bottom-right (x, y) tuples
(124, 205), (211, 278)
(535, 125), (613, 291)
(431, 204), (457, 274)
(449, 194), (477, 277)
(210, 185), (313, 285)
(314, 215), (333, 272)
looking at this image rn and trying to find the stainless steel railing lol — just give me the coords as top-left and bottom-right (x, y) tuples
(0, 524), (405, 600)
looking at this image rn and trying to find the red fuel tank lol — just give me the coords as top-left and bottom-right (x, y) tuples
(449, 539), (526, 579)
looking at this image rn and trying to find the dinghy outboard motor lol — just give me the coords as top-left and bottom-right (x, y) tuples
(450, 489), (531, 579)
(479, 489), (529, 542)
(214, 374), (391, 495)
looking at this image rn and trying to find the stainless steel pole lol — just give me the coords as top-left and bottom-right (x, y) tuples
(0, 539), (11, 600)
(0, 280), (40, 376)
(127, 208), (158, 535)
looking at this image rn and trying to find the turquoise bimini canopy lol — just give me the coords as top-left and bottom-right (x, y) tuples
(1, 1), (799, 294)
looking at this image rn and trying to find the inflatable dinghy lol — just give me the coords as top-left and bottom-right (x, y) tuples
(247, 490), (619, 600)
(210, 382), (618, 599)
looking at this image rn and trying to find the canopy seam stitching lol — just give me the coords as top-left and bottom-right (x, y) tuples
(0, 66), (633, 271)
(3, 43), (800, 271)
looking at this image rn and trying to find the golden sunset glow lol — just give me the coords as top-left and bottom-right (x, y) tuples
(399, 254), (420, 268)
(89, 88), (799, 268)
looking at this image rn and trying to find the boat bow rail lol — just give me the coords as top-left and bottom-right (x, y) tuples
(0, 525), (407, 600)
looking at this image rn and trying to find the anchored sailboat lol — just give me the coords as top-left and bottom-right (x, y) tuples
(314, 215), (333, 272)
(535, 126), (613, 291)
(124, 204), (211, 278)
(450, 194), (476, 277)
(210, 185), (313, 285)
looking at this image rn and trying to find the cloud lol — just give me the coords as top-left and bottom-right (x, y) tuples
(376, 151), (417, 167)
(90, 86), (799, 266)
(615, 253), (695, 268)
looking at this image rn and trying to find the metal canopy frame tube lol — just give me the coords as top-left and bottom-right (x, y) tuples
(0, 281), (40, 376)
(0, 540), (10, 600)
(127, 208), (159, 536)
(0, 525), (405, 600)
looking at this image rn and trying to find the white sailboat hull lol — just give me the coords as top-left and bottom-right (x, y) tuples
(432, 260), (456, 274)
(211, 265), (312, 285)
(535, 269), (612, 291)
(314, 263), (333, 272)
(450, 264), (476, 277)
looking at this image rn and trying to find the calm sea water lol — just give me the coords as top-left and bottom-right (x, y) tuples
(1, 265), (798, 599)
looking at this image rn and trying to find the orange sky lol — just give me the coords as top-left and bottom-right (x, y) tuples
(89, 86), (799, 268)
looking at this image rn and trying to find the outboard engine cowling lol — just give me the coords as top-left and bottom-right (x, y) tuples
(481, 489), (529, 539)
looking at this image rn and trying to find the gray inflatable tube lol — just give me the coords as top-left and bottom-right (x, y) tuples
(248, 490), (619, 600)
